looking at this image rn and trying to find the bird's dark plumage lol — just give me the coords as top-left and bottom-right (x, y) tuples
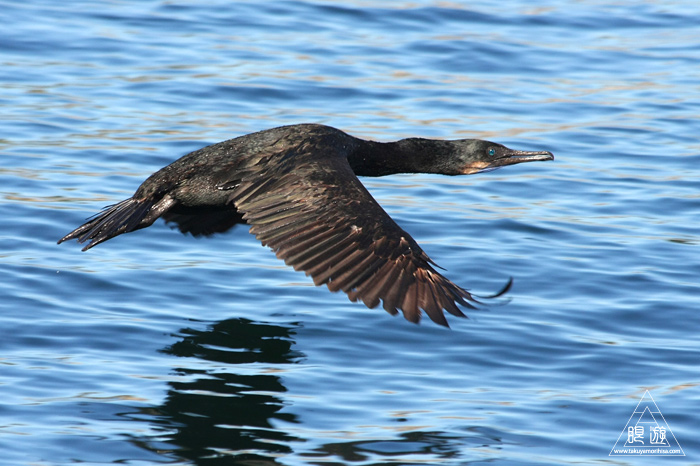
(59, 124), (553, 326)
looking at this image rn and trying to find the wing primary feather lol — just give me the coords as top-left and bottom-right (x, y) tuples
(402, 282), (421, 324)
(420, 276), (450, 327)
(348, 262), (394, 308)
(325, 249), (371, 292)
(336, 254), (385, 294)
(307, 241), (365, 283)
(381, 266), (408, 316)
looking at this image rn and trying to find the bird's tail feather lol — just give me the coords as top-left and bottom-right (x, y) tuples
(58, 195), (175, 251)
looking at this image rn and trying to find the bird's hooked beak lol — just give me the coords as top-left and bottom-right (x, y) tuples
(489, 149), (554, 169)
(462, 148), (554, 174)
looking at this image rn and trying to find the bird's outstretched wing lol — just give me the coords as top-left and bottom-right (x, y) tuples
(219, 146), (491, 327)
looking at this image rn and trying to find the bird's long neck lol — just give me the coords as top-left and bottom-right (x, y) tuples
(347, 138), (456, 177)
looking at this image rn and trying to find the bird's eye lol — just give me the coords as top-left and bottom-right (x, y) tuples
(488, 148), (496, 156)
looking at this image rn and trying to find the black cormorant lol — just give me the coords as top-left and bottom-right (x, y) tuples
(59, 124), (553, 326)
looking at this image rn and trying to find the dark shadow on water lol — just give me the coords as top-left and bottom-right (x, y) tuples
(136, 317), (304, 465)
(129, 318), (508, 465)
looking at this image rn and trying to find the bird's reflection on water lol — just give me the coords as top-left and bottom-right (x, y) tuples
(138, 318), (303, 464)
(132, 318), (505, 465)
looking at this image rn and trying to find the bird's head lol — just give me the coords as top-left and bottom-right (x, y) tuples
(454, 139), (554, 175)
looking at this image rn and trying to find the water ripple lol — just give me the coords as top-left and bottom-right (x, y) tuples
(2, 0), (699, 464)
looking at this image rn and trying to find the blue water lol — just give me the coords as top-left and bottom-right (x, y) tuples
(2, 1), (699, 464)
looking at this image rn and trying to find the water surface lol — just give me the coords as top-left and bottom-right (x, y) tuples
(2, 1), (699, 465)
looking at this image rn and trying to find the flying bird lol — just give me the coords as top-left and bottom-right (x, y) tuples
(59, 124), (553, 326)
